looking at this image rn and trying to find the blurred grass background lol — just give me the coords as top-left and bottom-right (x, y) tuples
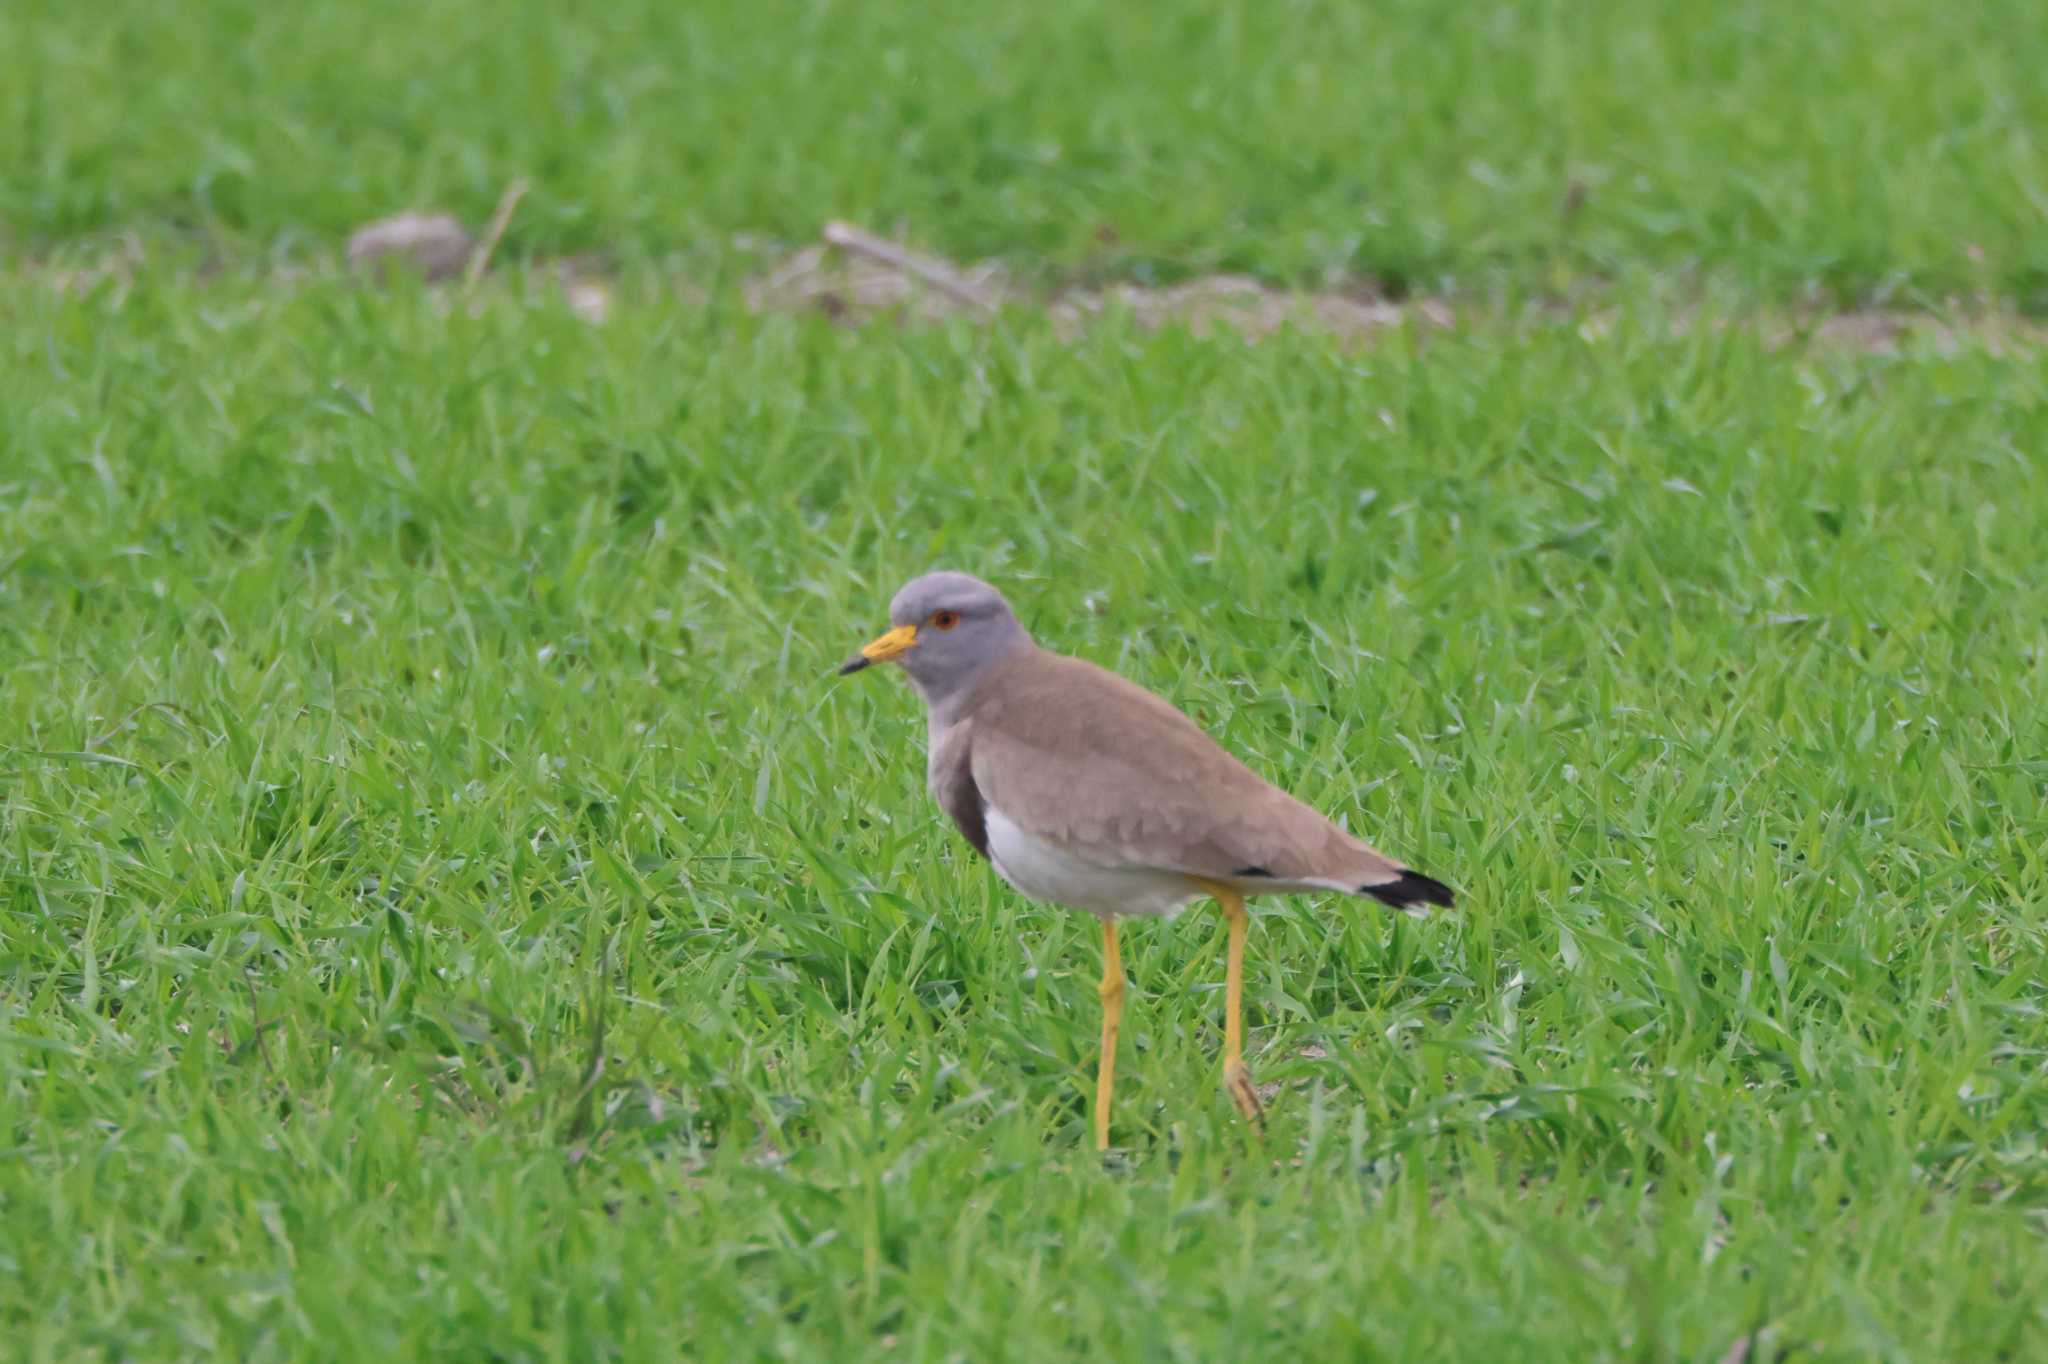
(4, 0), (2046, 300)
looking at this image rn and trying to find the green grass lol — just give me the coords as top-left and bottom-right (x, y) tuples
(2, 271), (2045, 1360)
(5, 0), (2048, 301)
(7, 2), (2045, 1355)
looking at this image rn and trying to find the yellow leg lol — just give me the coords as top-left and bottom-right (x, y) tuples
(1094, 919), (1125, 1152)
(1197, 880), (1265, 1129)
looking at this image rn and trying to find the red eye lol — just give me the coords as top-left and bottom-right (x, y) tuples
(931, 610), (961, 631)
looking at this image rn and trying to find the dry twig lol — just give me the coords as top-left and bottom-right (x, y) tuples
(465, 178), (531, 288)
(821, 220), (1000, 313)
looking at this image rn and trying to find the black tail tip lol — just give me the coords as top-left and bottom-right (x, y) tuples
(1363, 871), (1456, 910)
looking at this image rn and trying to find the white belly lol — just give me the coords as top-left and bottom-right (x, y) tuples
(984, 807), (1202, 918)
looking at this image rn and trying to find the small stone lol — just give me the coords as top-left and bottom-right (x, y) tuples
(346, 213), (475, 282)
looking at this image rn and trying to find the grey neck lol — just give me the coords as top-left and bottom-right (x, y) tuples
(916, 634), (1031, 727)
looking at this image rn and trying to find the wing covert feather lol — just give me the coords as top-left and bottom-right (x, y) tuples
(964, 651), (1400, 886)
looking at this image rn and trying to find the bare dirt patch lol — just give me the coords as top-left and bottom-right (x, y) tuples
(22, 206), (2046, 354)
(744, 219), (1449, 343)
(728, 221), (2047, 353)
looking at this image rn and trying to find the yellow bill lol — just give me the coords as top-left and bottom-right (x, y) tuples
(837, 623), (918, 675)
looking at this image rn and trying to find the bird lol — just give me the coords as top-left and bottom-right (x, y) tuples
(837, 571), (1455, 1150)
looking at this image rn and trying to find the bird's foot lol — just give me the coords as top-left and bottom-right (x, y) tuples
(1223, 1059), (1265, 1132)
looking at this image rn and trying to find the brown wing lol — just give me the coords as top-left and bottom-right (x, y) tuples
(926, 717), (988, 858)
(964, 649), (1411, 891)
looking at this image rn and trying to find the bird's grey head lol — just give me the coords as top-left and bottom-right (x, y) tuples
(838, 571), (1032, 707)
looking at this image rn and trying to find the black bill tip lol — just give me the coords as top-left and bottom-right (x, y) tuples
(1362, 870), (1456, 910)
(837, 655), (872, 676)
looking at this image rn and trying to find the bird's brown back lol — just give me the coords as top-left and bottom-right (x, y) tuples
(960, 647), (1405, 888)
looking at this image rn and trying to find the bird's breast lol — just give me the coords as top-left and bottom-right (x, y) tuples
(982, 806), (1202, 919)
